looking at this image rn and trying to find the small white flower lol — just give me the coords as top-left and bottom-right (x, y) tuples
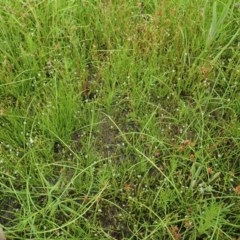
(29, 137), (34, 144)
(199, 186), (204, 194)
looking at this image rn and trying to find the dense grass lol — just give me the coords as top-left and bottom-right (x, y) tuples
(0, 0), (240, 239)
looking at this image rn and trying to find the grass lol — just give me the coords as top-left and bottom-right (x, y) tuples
(0, 0), (240, 239)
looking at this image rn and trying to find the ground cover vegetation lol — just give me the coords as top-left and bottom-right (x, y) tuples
(0, 0), (240, 239)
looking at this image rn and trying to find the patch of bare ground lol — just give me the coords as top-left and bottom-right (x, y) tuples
(94, 116), (122, 159)
(97, 203), (132, 239)
(0, 196), (20, 227)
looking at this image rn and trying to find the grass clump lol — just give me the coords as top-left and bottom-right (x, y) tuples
(0, 0), (240, 239)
